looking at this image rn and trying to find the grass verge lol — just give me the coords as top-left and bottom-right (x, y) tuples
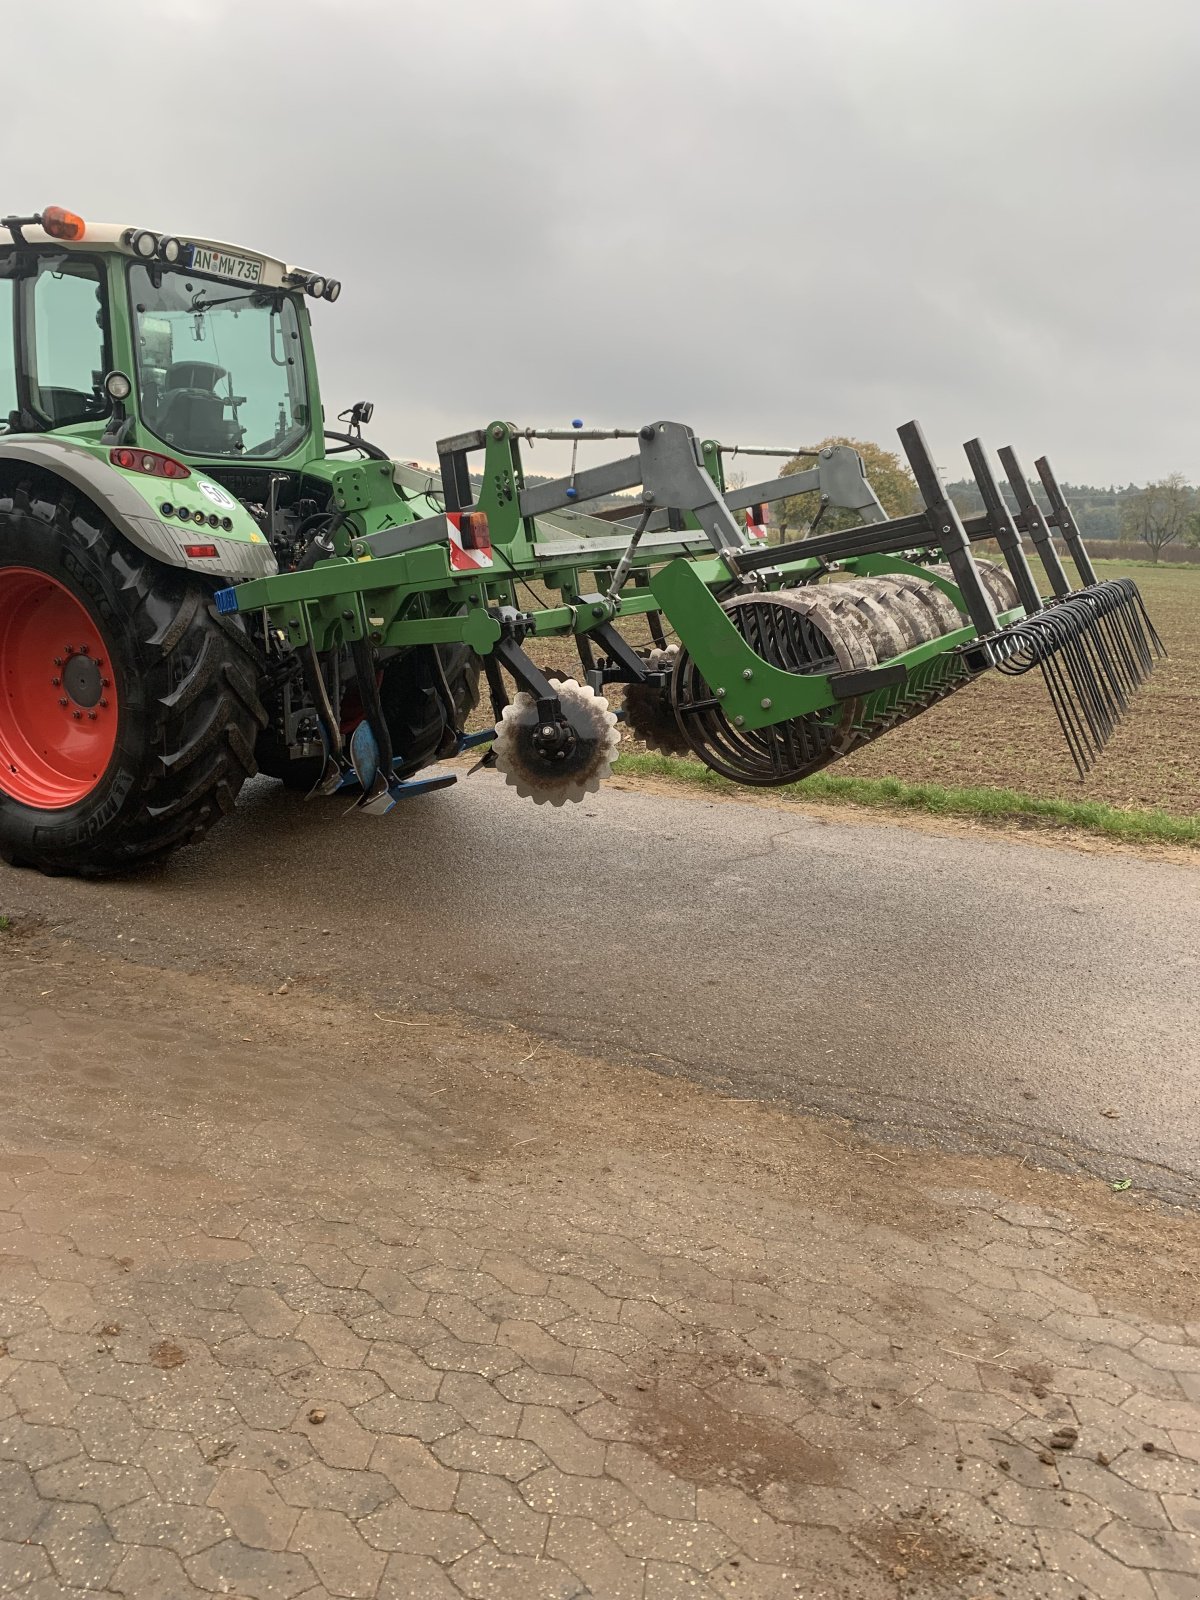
(613, 752), (1200, 848)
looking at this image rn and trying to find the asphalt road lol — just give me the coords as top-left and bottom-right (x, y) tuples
(4, 771), (1198, 1199)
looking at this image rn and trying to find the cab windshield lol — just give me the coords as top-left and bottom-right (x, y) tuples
(130, 263), (309, 459)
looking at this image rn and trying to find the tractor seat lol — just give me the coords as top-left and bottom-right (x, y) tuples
(163, 361), (228, 393)
(154, 363), (242, 453)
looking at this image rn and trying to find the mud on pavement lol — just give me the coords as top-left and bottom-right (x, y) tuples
(1, 923), (1198, 1600)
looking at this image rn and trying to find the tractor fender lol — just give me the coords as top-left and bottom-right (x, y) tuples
(0, 437), (277, 582)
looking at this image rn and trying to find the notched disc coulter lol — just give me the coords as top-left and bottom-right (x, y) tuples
(623, 646), (690, 756)
(493, 678), (620, 805)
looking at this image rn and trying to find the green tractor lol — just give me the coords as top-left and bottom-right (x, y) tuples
(0, 205), (1161, 876)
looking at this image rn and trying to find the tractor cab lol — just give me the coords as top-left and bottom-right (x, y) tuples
(0, 207), (338, 470)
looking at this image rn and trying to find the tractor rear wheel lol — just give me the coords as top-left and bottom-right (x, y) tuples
(0, 475), (266, 876)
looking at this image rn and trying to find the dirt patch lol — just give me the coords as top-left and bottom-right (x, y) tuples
(150, 1339), (187, 1370)
(855, 1503), (991, 1592)
(1062, 1213), (1200, 1322)
(631, 1376), (844, 1495)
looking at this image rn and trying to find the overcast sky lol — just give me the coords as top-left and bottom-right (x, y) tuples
(7, 0), (1197, 485)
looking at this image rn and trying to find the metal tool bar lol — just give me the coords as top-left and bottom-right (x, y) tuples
(722, 446), (888, 524)
(1035, 456), (1098, 587)
(520, 421), (749, 558)
(997, 445), (1072, 598)
(897, 420), (998, 637)
(731, 510), (935, 575)
(531, 528), (710, 560)
(725, 465), (822, 507)
(962, 438), (1042, 615)
(518, 454), (644, 517)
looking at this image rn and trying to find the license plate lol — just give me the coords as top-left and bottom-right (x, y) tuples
(187, 246), (263, 284)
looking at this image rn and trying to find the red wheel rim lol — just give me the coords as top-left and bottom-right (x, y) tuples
(0, 568), (119, 808)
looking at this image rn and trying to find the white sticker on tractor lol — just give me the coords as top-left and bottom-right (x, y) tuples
(196, 479), (235, 509)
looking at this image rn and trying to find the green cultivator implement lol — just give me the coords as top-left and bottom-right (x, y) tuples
(0, 208), (1163, 874)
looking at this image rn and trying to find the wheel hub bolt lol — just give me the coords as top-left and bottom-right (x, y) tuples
(99, 698), (109, 709)
(51, 677), (60, 687)
(72, 711), (82, 720)
(58, 698), (68, 708)
(88, 712), (97, 721)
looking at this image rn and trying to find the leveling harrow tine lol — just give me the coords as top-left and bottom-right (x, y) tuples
(994, 578), (1165, 775)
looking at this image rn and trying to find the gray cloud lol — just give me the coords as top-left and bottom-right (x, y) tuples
(6, 0), (1197, 482)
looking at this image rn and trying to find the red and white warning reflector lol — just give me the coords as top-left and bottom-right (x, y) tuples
(745, 502), (770, 542)
(447, 511), (493, 571)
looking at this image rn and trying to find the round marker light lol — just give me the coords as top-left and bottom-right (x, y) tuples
(305, 275), (327, 299)
(104, 370), (133, 402)
(128, 229), (159, 259)
(158, 236), (182, 264)
(323, 279), (342, 303)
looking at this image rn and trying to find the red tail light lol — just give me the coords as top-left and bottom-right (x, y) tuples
(459, 511), (491, 553)
(110, 447), (191, 480)
(184, 543), (219, 559)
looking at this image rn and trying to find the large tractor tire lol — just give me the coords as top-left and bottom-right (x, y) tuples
(0, 475), (266, 876)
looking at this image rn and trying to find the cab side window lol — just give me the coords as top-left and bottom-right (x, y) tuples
(0, 279), (17, 431)
(28, 258), (107, 426)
